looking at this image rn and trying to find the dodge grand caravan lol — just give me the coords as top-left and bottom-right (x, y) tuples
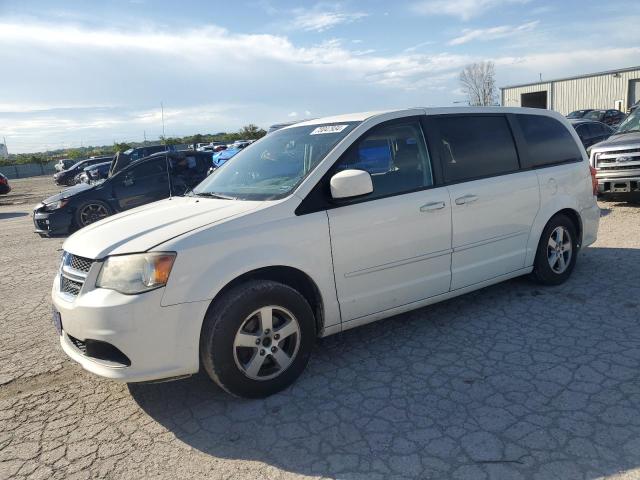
(52, 108), (599, 398)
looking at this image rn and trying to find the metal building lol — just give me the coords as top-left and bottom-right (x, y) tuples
(501, 66), (640, 114)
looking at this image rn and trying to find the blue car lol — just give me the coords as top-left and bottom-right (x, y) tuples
(212, 147), (242, 168)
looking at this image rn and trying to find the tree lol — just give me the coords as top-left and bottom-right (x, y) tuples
(160, 136), (182, 146)
(459, 61), (498, 107)
(67, 149), (85, 160)
(238, 124), (267, 140)
(113, 142), (131, 153)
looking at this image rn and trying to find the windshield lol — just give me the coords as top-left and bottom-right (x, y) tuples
(193, 122), (359, 200)
(614, 109), (640, 134)
(584, 111), (604, 121)
(69, 160), (88, 170)
(567, 110), (588, 118)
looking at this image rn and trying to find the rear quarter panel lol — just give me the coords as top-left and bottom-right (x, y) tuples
(526, 161), (597, 266)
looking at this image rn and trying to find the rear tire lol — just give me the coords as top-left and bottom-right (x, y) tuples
(531, 214), (578, 286)
(200, 280), (316, 398)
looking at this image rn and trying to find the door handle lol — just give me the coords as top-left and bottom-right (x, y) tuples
(455, 194), (478, 205)
(420, 201), (446, 212)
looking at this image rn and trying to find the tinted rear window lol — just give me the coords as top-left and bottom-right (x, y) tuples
(435, 115), (520, 183)
(516, 115), (582, 167)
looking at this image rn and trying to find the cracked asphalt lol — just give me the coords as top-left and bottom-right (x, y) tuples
(1, 176), (640, 480)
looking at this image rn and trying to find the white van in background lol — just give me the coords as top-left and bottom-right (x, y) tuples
(51, 107), (599, 398)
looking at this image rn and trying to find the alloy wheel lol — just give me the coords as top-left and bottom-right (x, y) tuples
(233, 306), (301, 381)
(79, 204), (109, 226)
(547, 226), (572, 274)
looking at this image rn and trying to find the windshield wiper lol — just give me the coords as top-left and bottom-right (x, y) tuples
(193, 192), (237, 200)
(611, 129), (640, 136)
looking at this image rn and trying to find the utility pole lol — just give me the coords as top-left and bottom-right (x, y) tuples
(143, 130), (147, 144)
(161, 102), (171, 198)
(161, 102), (166, 140)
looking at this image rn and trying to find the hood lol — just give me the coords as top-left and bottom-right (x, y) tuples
(592, 131), (640, 150)
(63, 195), (262, 259)
(42, 182), (94, 204)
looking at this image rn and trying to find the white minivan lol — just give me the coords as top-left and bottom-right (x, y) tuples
(52, 108), (600, 398)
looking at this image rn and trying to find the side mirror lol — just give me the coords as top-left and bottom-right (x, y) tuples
(330, 169), (373, 199)
(123, 175), (134, 187)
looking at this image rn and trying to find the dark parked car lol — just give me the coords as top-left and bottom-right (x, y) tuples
(75, 161), (112, 184)
(53, 156), (113, 186)
(109, 145), (175, 175)
(566, 109), (594, 119)
(583, 109), (626, 127)
(570, 119), (614, 150)
(0, 173), (10, 195)
(54, 158), (76, 172)
(34, 151), (212, 236)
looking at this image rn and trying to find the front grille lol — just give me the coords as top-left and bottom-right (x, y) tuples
(59, 251), (95, 299)
(599, 147), (640, 156)
(69, 254), (93, 273)
(61, 277), (83, 296)
(595, 148), (640, 169)
(599, 164), (640, 171)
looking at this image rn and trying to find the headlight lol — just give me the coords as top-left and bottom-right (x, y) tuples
(96, 252), (176, 294)
(44, 199), (69, 211)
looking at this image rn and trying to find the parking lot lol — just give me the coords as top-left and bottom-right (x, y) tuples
(1, 175), (640, 480)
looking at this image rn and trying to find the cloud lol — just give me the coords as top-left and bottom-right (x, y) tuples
(0, 20), (470, 91)
(495, 47), (640, 78)
(412, 0), (530, 21)
(290, 5), (368, 32)
(1, 17), (639, 152)
(0, 19), (472, 151)
(0, 104), (245, 151)
(449, 20), (539, 45)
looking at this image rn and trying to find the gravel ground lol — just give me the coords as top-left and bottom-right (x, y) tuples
(1, 175), (640, 480)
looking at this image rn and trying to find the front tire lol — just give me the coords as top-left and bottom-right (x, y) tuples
(200, 280), (316, 398)
(74, 200), (112, 228)
(531, 214), (578, 286)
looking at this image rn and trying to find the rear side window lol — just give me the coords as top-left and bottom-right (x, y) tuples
(435, 115), (519, 183)
(516, 114), (582, 168)
(127, 159), (167, 180)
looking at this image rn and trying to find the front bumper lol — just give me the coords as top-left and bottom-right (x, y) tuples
(52, 274), (209, 383)
(597, 177), (640, 194)
(33, 204), (73, 235)
(596, 169), (640, 194)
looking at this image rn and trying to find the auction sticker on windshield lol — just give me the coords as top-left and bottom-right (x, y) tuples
(310, 125), (349, 135)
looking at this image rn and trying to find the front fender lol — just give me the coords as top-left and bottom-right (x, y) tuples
(158, 209), (341, 329)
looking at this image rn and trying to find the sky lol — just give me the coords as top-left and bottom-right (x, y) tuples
(1, 0), (639, 153)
